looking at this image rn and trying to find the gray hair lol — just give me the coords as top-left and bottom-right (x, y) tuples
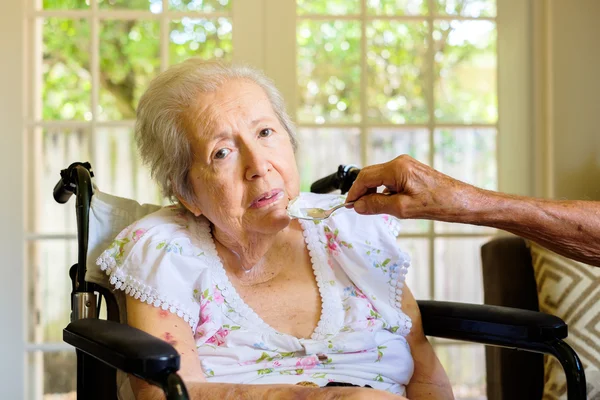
(135, 59), (297, 205)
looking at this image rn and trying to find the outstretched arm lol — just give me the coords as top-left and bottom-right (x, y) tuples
(457, 188), (600, 266)
(346, 155), (600, 267)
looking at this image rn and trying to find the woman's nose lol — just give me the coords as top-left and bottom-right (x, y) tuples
(244, 146), (271, 180)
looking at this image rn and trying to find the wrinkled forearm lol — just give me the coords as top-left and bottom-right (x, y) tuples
(407, 383), (454, 400)
(460, 188), (600, 266)
(136, 381), (346, 400)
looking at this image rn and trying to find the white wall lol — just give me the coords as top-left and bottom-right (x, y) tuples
(0, 1), (25, 398)
(536, 0), (600, 200)
(551, 0), (600, 200)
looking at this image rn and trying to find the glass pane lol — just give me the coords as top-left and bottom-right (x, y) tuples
(99, 20), (160, 121)
(42, 18), (91, 120)
(170, 0), (232, 12)
(367, 0), (428, 15)
(296, 128), (361, 192)
(27, 240), (76, 343)
(369, 128), (431, 234)
(30, 129), (90, 234)
(94, 127), (165, 205)
(99, 0), (162, 11)
(434, 20), (497, 123)
(436, 0), (495, 17)
(169, 18), (233, 66)
(42, 0), (88, 9)
(297, 20), (361, 124)
(399, 238), (431, 299)
(434, 237), (490, 303)
(433, 127), (496, 233)
(369, 128), (429, 165)
(435, 220), (495, 233)
(367, 21), (429, 124)
(28, 351), (77, 399)
(397, 219), (430, 235)
(434, 128), (496, 189)
(434, 344), (487, 399)
(297, 0), (360, 15)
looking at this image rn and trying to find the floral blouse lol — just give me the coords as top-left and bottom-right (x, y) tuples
(97, 193), (414, 395)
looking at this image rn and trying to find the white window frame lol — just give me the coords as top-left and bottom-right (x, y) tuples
(273, 0), (536, 368)
(0, 0), (534, 397)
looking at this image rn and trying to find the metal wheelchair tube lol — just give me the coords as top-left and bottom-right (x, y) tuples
(73, 164), (93, 292)
(163, 372), (190, 400)
(500, 338), (587, 400)
(53, 162), (94, 293)
(545, 339), (587, 400)
(73, 292), (98, 320)
(150, 372), (189, 400)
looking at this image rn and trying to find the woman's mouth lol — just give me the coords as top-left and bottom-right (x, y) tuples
(250, 189), (285, 209)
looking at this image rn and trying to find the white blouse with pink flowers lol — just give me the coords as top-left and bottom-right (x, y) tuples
(97, 193), (414, 395)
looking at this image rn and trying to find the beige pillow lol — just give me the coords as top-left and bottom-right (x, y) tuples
(529, 242), (600, 399)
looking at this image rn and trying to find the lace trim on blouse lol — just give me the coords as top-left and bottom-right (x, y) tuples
(194, 216), (345, 340)
(96, 250), (199, 328)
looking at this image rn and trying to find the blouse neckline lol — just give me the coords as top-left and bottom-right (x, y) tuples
(193, 216), (344, 341)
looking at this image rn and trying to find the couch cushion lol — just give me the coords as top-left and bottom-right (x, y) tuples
(529, 241), (600, 399)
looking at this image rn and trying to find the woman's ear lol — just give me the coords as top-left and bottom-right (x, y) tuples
(176, 194), (203, 217)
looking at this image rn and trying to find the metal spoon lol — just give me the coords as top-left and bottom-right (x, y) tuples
(288, 201), (355, 221)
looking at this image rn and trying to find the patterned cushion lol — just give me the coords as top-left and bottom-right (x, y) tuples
(529, 242), (600, 399)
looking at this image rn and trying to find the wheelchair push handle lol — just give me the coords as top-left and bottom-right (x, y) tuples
(53, 162), (94, 204)
(54, 162), (95, 305)
(53, 179), (75, 204)
(310, 164), (360, 195)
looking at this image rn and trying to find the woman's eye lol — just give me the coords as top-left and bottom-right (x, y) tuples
(214, 148), (231, 159)
(259, 128), (273, 138)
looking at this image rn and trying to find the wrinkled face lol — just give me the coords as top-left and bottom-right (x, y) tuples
(181, 79), (299, 239)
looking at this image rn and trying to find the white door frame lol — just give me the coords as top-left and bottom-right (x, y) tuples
(0, 0), (25, 398)
(497, 0), (534, 196)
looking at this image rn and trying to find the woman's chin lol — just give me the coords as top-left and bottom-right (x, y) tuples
(269, 208), (293, 227)
(252, 207), (291, 232)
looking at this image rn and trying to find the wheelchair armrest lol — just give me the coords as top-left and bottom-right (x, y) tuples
(64, 318), (180, 382)
(418, 300), (567, 349)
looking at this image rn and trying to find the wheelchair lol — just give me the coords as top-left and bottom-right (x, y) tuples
(53, 162), (587, 400)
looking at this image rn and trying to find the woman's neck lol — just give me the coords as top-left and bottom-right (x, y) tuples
(211, 220), (302, 284)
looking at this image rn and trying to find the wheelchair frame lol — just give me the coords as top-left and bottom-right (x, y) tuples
(54, 162), (587, 400)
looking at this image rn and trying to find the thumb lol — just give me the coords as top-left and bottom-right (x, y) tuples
(353, 193), (400, 216)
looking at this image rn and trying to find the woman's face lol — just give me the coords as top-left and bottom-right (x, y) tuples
(182, 79), (300, 239)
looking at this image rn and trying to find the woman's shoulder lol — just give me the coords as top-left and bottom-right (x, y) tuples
(127, 205), (206, 235)
(97, 205), (214, 271)
(96, 206), (215, 330)
(117, 205), (214, 248)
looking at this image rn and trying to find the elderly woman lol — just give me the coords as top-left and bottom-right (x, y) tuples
(97, 59), (453, 400)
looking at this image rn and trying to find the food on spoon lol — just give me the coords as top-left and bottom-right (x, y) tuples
(286, 196), (304, 218)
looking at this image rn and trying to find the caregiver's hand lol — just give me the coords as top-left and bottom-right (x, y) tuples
(346, 155), (600, 268)
(346, 155), (477, 221)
